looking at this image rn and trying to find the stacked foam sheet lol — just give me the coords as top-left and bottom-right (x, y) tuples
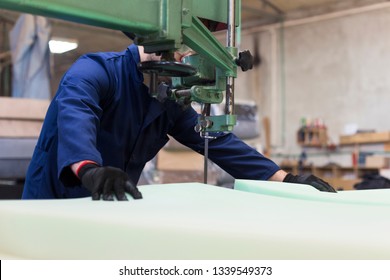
(0, 138), (37, 179)
(0, 180), (389, 259)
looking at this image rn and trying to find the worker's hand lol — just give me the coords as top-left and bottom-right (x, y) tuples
(283, 173), (337, 193)
(78, 163), (143, 201)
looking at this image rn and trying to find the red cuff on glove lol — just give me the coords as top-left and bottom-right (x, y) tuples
(75, 160), (98, 178)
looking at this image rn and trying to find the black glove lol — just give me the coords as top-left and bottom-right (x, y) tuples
(78, 164), (143, 201)
(283, 173), (337, 193)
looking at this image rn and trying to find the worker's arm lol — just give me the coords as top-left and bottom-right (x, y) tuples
(56, 56), (109, 186)
(71, 160), (142, 200)
(168, 108), (336, 192)
(169, 109), (283, 180)
(56, 53), (142, 200)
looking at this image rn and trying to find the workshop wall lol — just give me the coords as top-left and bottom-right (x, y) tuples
(236, 5), (390, 155)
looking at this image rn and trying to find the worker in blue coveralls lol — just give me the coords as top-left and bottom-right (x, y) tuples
(22, 44), (336, 200)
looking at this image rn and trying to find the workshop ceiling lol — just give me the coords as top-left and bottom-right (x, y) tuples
(241, 0), (339, 24)
(241, 0), (386, 26)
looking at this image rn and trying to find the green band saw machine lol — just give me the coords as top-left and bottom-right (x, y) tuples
(0, 0), (254, 182)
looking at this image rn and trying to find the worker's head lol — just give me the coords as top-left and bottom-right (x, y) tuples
(137, 45), (162, 62)
(137, 45), (195, 63)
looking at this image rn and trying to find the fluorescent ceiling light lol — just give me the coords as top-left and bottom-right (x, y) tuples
(49, 38), (78, 54)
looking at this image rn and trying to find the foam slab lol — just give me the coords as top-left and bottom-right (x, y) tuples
(0, 181), (389, 259)
(234, 179), (390, 206)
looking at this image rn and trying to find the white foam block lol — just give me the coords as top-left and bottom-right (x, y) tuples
(0, 182), (389, 259)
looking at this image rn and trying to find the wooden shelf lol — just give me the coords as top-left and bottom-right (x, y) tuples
(340, 131), (390, 145)
(297, 126), (327, 147)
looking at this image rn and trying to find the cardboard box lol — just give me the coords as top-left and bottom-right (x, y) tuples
(365, 156), (390, 168)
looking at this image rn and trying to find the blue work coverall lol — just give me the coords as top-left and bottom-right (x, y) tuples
(22, 44), (280, 199)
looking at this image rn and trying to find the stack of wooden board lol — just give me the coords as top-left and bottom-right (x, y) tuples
(0, 97), (49, 179)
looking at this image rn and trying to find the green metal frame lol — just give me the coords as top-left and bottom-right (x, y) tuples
(0, 0), (240, 75)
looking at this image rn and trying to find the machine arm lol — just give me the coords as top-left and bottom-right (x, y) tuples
(0, 0), (238, 60)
